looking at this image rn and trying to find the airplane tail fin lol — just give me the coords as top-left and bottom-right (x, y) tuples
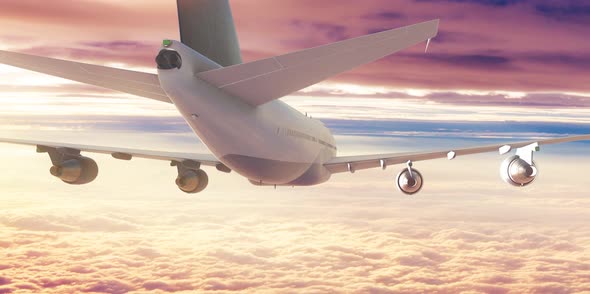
(177, 0), (243, 67)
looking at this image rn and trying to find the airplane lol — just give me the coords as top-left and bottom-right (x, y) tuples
(0, 0), (589, 195)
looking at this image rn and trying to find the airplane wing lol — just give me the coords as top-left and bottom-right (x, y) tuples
(197, 19), (439, 106)
(0, 50), (171, 103)
(0, 137), (220, 166)
(325, 134), (590, 173)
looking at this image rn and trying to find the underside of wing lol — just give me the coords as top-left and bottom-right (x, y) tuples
(197, 19), (439, 106)
(325, 135), (590, 174)
(0, 137), (229, 194)
(0, 137), (219, 166)
(0, 50), (170, 103)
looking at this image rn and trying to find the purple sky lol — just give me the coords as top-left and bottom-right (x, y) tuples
(0, 0), (589, 94)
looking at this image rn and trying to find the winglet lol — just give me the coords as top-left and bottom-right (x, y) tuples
(425, 38), (431, 53)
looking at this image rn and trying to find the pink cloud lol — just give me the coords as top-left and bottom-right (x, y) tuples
(82, 280), (134, 294)
(0, 200), (588, 293)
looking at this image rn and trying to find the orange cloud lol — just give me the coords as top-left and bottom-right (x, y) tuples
(0, 177), (589, 293)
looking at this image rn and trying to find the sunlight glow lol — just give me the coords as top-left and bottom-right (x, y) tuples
(455, 89), (528, 99)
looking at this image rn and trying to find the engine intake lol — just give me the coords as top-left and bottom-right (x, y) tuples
(50, 156), (98, 185)
(396, 168), (424, 195)
(500, 155), (537, 187)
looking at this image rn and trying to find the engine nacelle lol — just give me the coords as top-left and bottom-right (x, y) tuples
(176, 169), (209, 194)
(500, 155), (537, 187)
(50, 156), (98, 185)
(396, 168), (424, 195)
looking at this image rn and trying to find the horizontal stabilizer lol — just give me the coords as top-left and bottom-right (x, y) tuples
(198, 19), (439, 106)
(0, 50), (170, 103)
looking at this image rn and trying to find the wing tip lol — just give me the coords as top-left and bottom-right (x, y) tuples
(433, 19), (440, 37)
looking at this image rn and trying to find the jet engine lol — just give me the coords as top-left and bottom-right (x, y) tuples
(500, 155), (537, 187)
(396, 165), (424, 195)
(50, 156), (98, 185)
(37, 146), (98, 185)
(176, 169), (209, 194)
(172, 160), (208, 194)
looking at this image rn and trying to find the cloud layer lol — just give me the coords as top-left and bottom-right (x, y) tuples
(1, 175), (589, 293)
(0, 119), (590, 293)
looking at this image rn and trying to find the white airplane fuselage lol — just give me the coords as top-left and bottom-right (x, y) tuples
(158, 42), (336, 186)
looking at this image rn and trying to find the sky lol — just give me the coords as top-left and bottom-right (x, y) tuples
(1, 0), (590, 293)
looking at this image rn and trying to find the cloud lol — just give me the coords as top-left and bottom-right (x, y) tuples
(0, 0), (174, 34)
(523, 52), (590, 70)
(296, 85), (590, 109)
(289, 20), (349, 42)
(535, 2), (590, 24)
(142, 280), (194, 292)
(42, 278), (79, 288)
(79, 40), (155, 51)
(0, 214), (139, 232)
(0, 185), (589, 293)
(12, 283), (39, 291)
(203, 279), (264, 291)
(68, 266), (96, 274)
(415, 91), (590, 108)
(364, 11), (407, 21)
(82, 280), (134, 294)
